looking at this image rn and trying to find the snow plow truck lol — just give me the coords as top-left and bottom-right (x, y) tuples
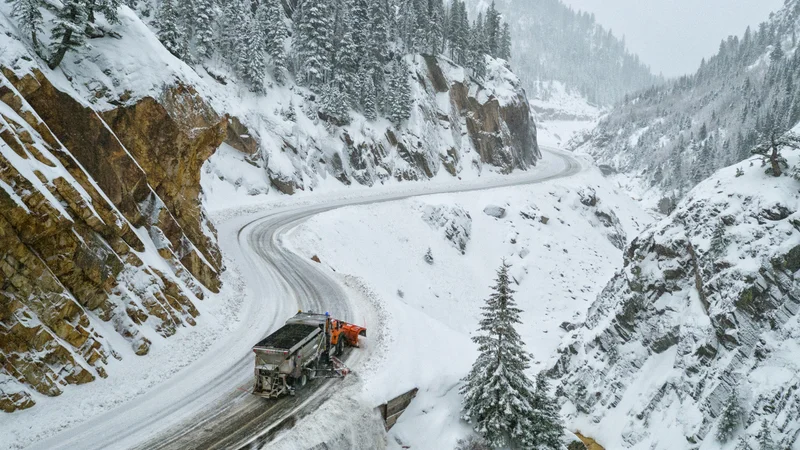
(251, 311), (366, 398)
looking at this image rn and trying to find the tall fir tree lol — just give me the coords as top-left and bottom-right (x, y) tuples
(756, 419), (774, 450)
(294, 0), (333, 89)
(192, 0), (216, 59)
(8, 0), (44, 49)
(49, 0), (90, 69)
(155, 0), (189, 61)
(715, 389), (742, 443)
(236, 16), (267, 91)
(460, 261), (564, 448)
(387, 59), (412, 126)
(332, 9), (359, 107)
(499, 22), (512, 60)
(531, 373), (565, 448)
(359, 70), (378, 121)
(261, 0), (288, 84)
(484, 1), (501, 57)
(319, 81), (350, 124)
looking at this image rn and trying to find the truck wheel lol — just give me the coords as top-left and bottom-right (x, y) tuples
(299, 373), (307, 388)
(335, 339), (344, 357)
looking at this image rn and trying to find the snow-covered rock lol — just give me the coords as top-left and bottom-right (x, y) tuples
(421, 204), (473, 254)
(483, 205), (507, 218)
(553, 150), (800, 449)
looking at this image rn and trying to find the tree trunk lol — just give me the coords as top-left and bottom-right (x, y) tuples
(771, 144), (782, 177)
(48, 30), (73, 70)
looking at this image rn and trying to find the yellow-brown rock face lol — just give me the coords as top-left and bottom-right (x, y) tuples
(0, 67), (225, 412)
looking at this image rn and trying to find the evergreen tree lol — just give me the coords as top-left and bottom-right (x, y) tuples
(469, 17), (486, 79)
(499, 22), (512, 60)
(461, 261), (563, 448)
(155, 0), (189, 61)
(531, 373), (565, 448)
(8, 0), (44, 49)
(87, 0), (120, 24)
(715, 389), (742, 443)
(49, 0), (90, 69)
(294, 0), (333, 89)
(429, 0), (446, 55)
(320, 81), (350, 125)
(237, 16), (267, 91)
(387, 59), (412, 126)
(751, 130), (800, 177)
(756, 419), (774, 450)
(484, 1), (501, 57)
(192, 0), (216, 59)
(709, 220), (728, 259)
(360, 70), (378, 121)
(332, 14), (359, 107)
(261, 0), (288, 84)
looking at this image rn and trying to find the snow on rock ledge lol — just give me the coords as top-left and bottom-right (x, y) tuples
(553, 151), (800, 449)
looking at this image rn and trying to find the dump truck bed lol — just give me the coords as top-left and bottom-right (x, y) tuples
(253, 323), (320, 352)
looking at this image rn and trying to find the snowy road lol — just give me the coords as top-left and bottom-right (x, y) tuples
(26, 147), (581, 450)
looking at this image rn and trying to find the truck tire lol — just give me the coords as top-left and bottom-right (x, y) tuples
(299, 373), (307, 388)
(335, 338), (344, 357)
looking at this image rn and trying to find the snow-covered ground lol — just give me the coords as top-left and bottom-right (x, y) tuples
(530, 81), (602, 149)
(285, 161), (655, 448)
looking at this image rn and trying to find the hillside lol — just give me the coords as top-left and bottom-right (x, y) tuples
(0, 0), (540, 428)
(552, 141), (800, 448)
(573, 0), (800, 207)
(470, 0), (661, 106)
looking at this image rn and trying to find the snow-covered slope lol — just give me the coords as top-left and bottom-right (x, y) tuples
(573, 0), (800, 207)
(553, 147), (800, 449)
(531, 81), (602, 149)
(285, 159), (653, 449)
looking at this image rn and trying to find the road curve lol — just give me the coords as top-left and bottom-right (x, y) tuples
(27, 147), (581, 450)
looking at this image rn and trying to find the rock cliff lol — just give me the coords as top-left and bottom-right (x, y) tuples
(552, 151), (800, 448)
(0, 66), (225, 412)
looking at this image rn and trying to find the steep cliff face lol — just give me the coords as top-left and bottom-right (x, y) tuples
(552, 150), (800, 449)
(0, 61), (225, 412)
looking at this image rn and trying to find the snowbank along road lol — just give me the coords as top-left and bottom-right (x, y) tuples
(25, 147), (581, 450)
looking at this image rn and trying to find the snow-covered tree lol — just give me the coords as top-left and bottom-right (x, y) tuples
(532, 373), (565, 448)
(756, 419), (774, 450)
(484, 1), (500, 57)
(87, 0), (120, 24)
(49, 0), (90, 69)
(387, 59), (412, 126)
(319, 81), (350, 125)
(461, 260), (562, 448)
(709, 221), (728, 260)
(191, 0), (216, 59)
(359, 71), (378, 121)
(155, 0), (188, 61)
(751, 130), (800, 177)
(294, 0), (333, 89)
(715, 390), (742, 443)
(332, 13), (359, 107)
(260, 0), (288, 84)
(499, 22), (511, 60)
(8, 0), (44, 49)
(237, 16), (267, 91)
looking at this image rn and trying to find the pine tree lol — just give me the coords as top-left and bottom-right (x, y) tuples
(387, 59), (412, 126)
(469, 16), (487, 79)
(261, 0), (288, 84)
(709, 221), (728, 260)
(715, 390), (742, 443)
(360, 71), (378, 121)
(294, 0), (333, 89)
(531, 373), (565, 448)
(237, 16), (267, 91)
(87, 0), (120, 24)
(756, 419), (774, 450)
(49, 0), (90, 69)
(332, 13), (359, 107)
(499, 22), (511, 60)
(461, 261), (562, 448)
(8, 0), (44, 49)
(155, 0), (189, 61)
(484, 1), (501, 57)
(192, 0), (216, 59)
(320, 81), (350, 125)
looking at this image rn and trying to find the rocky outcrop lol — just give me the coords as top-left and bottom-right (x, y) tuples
(0, 67), (225, 412)
(420, 203), (472, 254)
(552, 158), (800, 448)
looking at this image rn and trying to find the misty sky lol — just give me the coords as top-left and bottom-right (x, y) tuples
(559, 0), (785, 78)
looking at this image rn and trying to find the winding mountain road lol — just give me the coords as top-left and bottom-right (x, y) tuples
(27, 147), (581, 450)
